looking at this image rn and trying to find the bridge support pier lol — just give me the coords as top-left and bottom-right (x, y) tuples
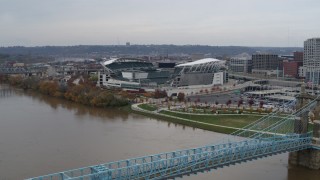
(289, 149), (320, 170)
(289, 120), (320, 170)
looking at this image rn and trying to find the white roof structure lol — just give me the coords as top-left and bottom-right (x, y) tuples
(103, 58), (147, 66)
(176, 58), (223, 67)
(103, 58), (118, 66)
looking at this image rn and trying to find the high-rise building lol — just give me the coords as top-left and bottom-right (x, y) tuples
(303, 38), (320, 85)
(252, 53), (279, 70)
(251, 53), (281, 77)
(304, 38), (320, 67)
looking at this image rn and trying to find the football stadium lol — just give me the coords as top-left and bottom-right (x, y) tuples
(171, 58), (228, 87)
(98, 57), (170, 89)
(97, 57), (228, 89)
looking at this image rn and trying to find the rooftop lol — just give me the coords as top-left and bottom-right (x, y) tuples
(103, 58), (147, 66)
(176, 58), (222, 67)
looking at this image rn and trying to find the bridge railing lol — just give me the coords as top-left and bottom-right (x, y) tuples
(107, 134), (311, 180)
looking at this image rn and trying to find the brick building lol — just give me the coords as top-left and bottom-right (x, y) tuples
(283, 61), (303, 78)
(294, 51), (303, 61)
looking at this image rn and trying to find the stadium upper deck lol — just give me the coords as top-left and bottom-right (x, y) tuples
(103, 58), (154, 72)
(175, 58), (225, 74)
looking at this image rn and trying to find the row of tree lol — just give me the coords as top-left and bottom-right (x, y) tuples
(2, 75), (128, 107)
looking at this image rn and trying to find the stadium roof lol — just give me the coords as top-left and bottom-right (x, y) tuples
(176, 58), (222, 67)
(103, 58), (117, 66)
(103, 58), (147, 66)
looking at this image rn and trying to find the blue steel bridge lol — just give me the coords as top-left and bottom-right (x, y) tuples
(27, 95), (320, 180)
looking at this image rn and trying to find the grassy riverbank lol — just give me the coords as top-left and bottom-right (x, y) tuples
(160, 110), (262, 128)
(138, 104), (157, 111)
(130, 104), (262, 134)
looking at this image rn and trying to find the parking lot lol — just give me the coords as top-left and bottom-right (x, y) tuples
(188, 91), (295, 111)
(189, 93), (247, 105)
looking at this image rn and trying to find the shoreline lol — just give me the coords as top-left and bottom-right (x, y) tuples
(129, 103), (262, 134)
(1, 83), (259, 135)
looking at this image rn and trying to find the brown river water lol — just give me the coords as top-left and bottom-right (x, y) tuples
(0, 85), (319, 180)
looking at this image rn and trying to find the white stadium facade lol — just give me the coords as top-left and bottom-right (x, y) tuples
(171, 58), (228, 87)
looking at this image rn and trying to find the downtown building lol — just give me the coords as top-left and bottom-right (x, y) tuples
(283, 51), (303, 78)
(283, 60), (303, 78)
(251, 53), (281, 76)
(228, 53), (252, 73)
(301, 38), (320, 85)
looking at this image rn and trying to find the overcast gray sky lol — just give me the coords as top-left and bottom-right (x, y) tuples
(0, 0), (319, 47)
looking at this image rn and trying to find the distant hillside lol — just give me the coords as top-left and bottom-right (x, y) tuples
(0, 54), (54, 64)
(0, 45), (303, 57)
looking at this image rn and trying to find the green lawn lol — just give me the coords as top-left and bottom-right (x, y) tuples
(131, 108), (237, 134)
(138, 104), (158, 111)
(160, 110), (262, 128)
(133, 105), (311, 135)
